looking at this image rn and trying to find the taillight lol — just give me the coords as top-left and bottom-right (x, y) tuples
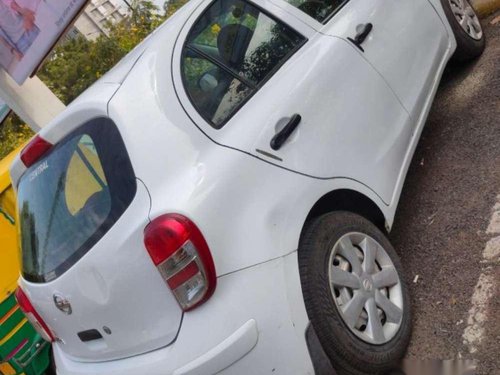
(144, 214), (216, 311)
(15, 287), (55, 342)
(20, 135), (52, 167)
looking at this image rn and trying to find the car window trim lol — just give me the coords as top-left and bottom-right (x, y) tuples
(181, 48), (253, 129)
(321, 0), (349, 24)
(181, 0), (308, 129)
(186, 44), (257, 90)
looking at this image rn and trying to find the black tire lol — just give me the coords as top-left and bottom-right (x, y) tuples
(440, 0), (485, 62)
(45, 346), (57, 375)
(298, 212), (411, 375)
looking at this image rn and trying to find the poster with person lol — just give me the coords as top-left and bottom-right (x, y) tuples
(0, 0), (87, 84)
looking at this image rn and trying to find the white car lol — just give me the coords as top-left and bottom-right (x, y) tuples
(10, 0), (484, 374)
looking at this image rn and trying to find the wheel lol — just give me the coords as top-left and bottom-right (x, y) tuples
(441, 0), (485, 61)
(298, 212), (411, 375)
(45, 346), (57, 375)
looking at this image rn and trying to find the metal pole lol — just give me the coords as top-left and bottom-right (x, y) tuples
(0, 72), (65, 131)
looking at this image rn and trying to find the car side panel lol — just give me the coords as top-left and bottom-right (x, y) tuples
(109, 36), (394, 277)
(173, 32), (413, 204)
(322, 0), (451, 123)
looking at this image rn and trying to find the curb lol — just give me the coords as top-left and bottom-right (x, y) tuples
(472, 0), (500, 17)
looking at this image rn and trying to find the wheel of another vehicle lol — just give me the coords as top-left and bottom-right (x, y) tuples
(298, 212), (411, 375)
(46, 347), (57, 375)
(441, 0), (485, 61)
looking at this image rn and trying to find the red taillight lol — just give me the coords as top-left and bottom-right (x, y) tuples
(144, 214), (216, 311)
(15, 287), (55, 342)
(20, 135), (53, 167)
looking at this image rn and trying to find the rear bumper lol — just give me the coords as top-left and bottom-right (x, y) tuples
(54, 252), (314, 375)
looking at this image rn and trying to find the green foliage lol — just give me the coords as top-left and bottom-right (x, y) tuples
(38, 0), (189, 105)
(164, 0), (189, 18)
(0, 114), (34, 159)
(1, 1), (190, 159)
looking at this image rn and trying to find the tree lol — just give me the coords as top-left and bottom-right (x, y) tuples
(1, 1), (191, 158)
(0, 114), (34, 159)
(37, 0), (187, 105)
(164, 0), (189, 18)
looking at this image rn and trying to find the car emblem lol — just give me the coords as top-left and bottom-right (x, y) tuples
(53, 293), (72, 315)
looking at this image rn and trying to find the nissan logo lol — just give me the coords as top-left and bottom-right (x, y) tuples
(53, 293), (72, 315)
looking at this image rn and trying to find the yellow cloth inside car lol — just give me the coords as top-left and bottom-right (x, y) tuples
(65, 140), (107, 215)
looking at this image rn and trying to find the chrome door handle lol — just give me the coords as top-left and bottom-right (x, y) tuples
(348, 23), (373, 52)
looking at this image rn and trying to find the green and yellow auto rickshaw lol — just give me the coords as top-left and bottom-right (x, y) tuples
(0, 147), (51, 375)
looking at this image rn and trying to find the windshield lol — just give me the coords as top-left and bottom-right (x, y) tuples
(17, 118), (136, 282)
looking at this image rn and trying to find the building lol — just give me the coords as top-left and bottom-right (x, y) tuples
(74, 0), (129, 41)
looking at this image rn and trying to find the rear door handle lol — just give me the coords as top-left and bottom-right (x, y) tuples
(270, 114), (301, 151)
(348, 23), (373, 52)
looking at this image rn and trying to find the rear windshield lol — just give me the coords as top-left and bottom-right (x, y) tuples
(17, 118), (136, 283)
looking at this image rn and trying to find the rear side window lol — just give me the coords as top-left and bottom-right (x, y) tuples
(182, 0), (305, 128)
(17, 118), (136, 282)
(283, 0), (348, 23)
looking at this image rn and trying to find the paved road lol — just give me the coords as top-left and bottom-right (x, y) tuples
(390, 12), (500, 375)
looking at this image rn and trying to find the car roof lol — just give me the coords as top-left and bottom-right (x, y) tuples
(97, 0), (205, 85)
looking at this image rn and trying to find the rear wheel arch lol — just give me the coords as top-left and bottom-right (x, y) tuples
(302, 189), (387, 237)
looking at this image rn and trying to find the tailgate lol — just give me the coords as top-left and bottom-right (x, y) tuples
(16, 118), (183, 361)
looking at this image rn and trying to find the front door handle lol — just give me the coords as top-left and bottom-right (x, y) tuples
(270, 114), (301, 151)
(348, 23), (373, 52)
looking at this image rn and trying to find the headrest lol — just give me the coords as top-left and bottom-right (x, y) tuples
(217, 24), (254, 67)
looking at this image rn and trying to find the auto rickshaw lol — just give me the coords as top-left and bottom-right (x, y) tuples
(0, 147), (51, 375)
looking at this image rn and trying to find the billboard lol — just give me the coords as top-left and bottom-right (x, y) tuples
(0, 0), (87, 84)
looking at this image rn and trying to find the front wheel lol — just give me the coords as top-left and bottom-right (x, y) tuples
(299, 212), (411, 375)
(441, 0), (485, 61)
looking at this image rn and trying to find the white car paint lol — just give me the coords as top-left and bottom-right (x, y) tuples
(10, 0), (460, 373)
(301, 0), (451, 121)
(173, 34), (415, 204)
(51, 253), (314, 375)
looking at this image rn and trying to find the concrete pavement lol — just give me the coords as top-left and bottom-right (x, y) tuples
(390, 11), (500, 375)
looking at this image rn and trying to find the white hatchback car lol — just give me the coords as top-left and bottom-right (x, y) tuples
(10, 0), (484, 374)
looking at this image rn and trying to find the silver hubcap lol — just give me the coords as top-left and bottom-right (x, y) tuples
(328, 233), (404, 345)
(448, 0), (483, 40)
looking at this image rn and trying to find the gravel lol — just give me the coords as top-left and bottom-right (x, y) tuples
(389, 11), (500, 375)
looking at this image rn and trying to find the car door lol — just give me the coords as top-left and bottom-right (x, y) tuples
(172, 0), (413, 204)
(274, 0), (450, 122)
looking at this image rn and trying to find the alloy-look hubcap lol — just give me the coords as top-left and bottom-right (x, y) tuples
(328, 233), (404, 345)
(448, 0), (483, 40)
